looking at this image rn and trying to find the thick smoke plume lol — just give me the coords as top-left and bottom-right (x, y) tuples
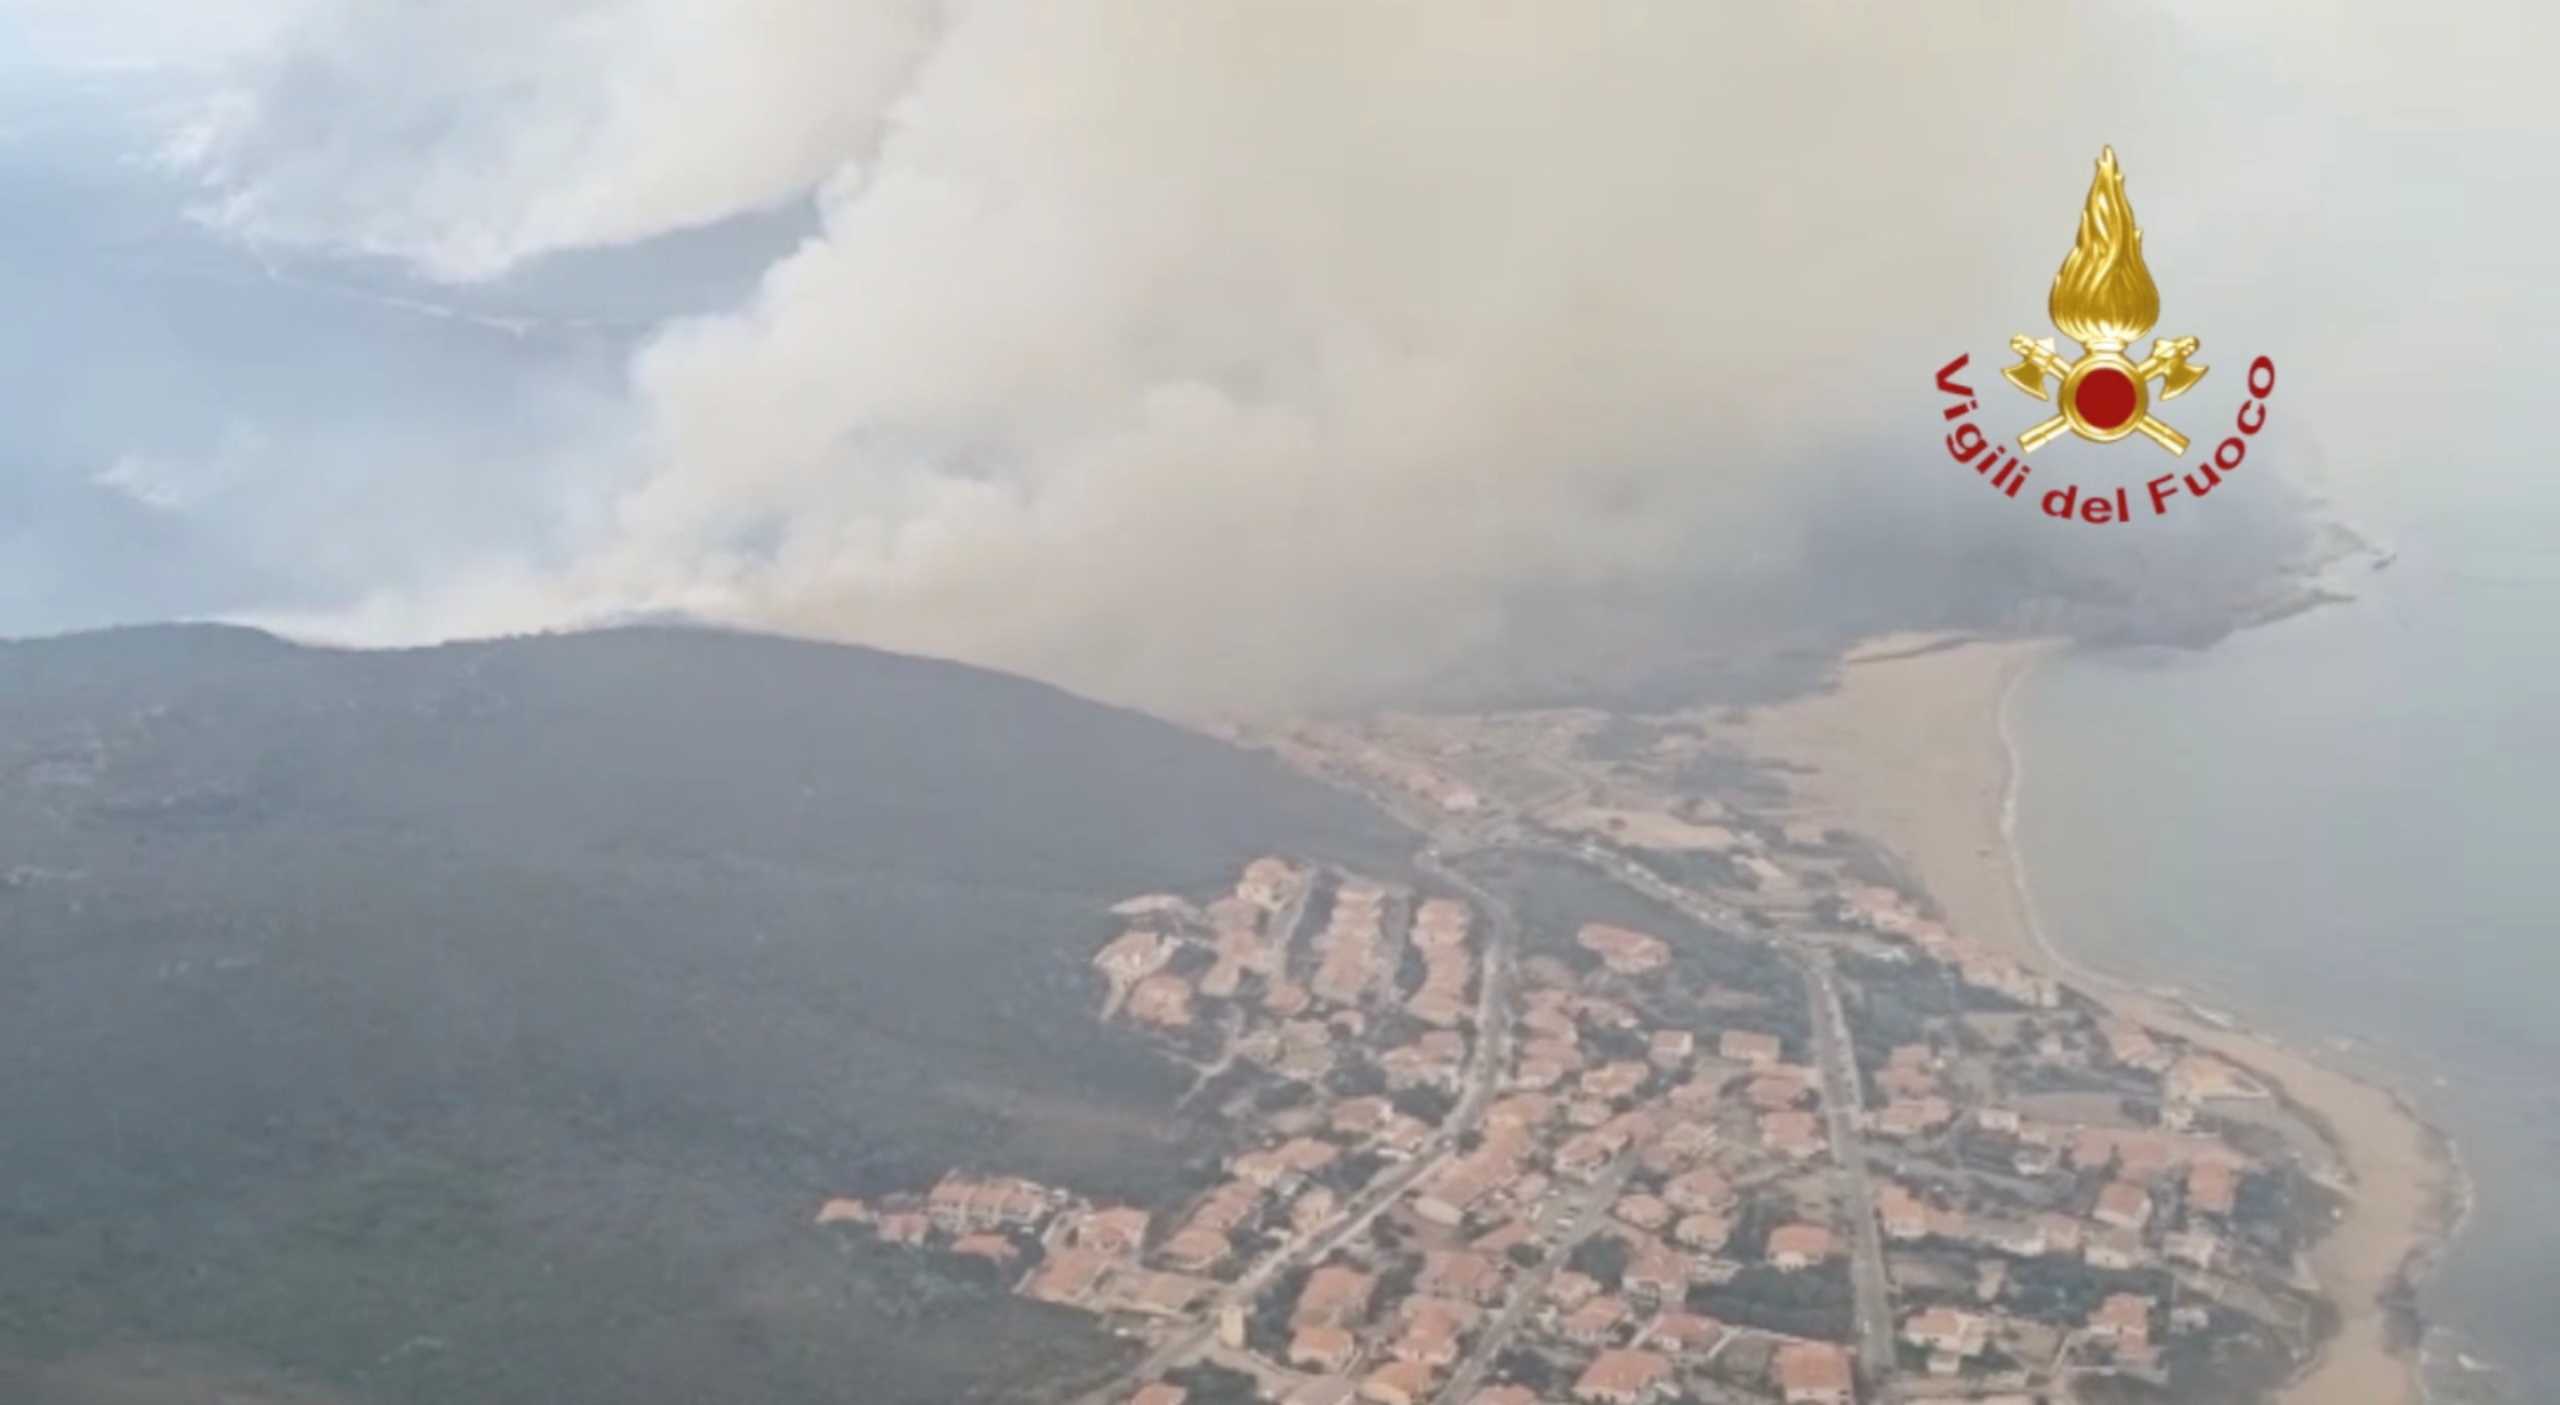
(40, 1), (2550, 709)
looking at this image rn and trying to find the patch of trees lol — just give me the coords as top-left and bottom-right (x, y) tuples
(1392, 1083), (1455, 1124)
(1255, 1080), (1314, 1112)
(1688, 1263), (1853, 1341)
(1493, 1348), (1557, 1392)
(1328, 1062), (1388, 1099)
(1729, 1191), (1795, 1258)
(1247, 1265), (1312, 1355)
(1375, 1256), (1422, 1305)
(2159, 1326), (2303, 1405)
(1165, 1363), (1259, 1404)
(1568, 1234), (1630, 1290)
(1581, 1025), (1649, 1064)
(1317, 1150), (1389, 1196)
(2001, 1258), (2167, 1322)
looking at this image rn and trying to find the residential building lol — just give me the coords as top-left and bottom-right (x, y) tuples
(1022, 1249), (1111, 1305)
(1645, 1310), (1723, 1355)
(1063, 1206), (1151, 1258)
(2165, 1229), (2221, 1269)
(1560, 1295), (1627, 1345)
(1658, 1166), (1740, 1223)
(1614, 1194), (1673, 1232)
(1873, 1096), (1953, 1138)
(1291, 1326), (1361, 1374)
(1095, 930), (1175, 983)
(1239, 857), (1302, 908)
(951, 1233), (1018, 1264)
(1294, 1265), (1377, 1330)
(1391, 1301), (1468, 1367)
(1773, 1342), (1856, 1405)
(2085, 1227), (2147, 1271)
(2089, 1292), (2154, 1349)
(1360, 1358), (1436, 1405)
(1761, 1110), (1824, 1158)
(1126, 974), (1196, 1028)
(2095, 1181), (2153, 1232)
(1573, 1348), (1671, 1404)
(1768, 1223), (1834, 1270)
(1877, 1183), (1931, 1241)
(1648, 1030), (1696, 1067)
(1577, 923), (1671, 975)
(1623, 1241), (1689, 1301)
(1547, 1271), (1601, 1309)
(1720, 1030), (1784, 1068)
(1673, 1213), (1732, 1251)
(2188, 1161), (2241, 1217)
(1746, 1071), (1815, 1110)
(1902, 1307), (1988, 1358)
(1156, 1227), (1228, 1273)
(1417, 1250), (1504, 1305)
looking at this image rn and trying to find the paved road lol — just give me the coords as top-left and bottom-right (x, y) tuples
(1430, 1152), (1639, 1403)
(1802, 950), (1898, 1383)
(1542, 837), (1755, 937)
(1075, 855), (1520, 1405)
(1070, 1142), (1452, 1404)
(1520, 835), (1901, 1389)
(1416, 846), (1519, 1136)
(1176, 882), (1318, 1112)
(1264, 736), (1906, 1398)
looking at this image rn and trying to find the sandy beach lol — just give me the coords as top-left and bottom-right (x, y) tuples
(1725, 632), (2448, 1405)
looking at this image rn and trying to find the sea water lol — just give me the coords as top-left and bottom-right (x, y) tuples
(2011, 519), (2559, 1402)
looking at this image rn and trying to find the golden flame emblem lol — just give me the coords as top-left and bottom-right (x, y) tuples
(2003, 147), (2207, 454)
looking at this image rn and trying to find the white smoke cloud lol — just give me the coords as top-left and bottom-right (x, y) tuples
(148, 0), (938, 279)
(52, 0), (2560, 707)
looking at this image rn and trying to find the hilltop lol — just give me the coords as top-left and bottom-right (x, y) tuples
(0, 624), (1407, 1405)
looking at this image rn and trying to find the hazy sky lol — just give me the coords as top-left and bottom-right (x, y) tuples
(2, 3), (2552, 705)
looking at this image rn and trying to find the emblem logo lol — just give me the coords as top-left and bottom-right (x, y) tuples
(2001, 146), (2205, 455)
(1931, 147), (2277, 525)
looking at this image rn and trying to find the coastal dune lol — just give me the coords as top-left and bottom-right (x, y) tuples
(1725, 633), (2444, 1405)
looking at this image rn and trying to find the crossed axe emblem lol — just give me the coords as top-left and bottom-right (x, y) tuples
(2002, 334), (2208, 455)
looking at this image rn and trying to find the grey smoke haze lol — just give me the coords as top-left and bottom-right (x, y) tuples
(4, 3), (2554, 708)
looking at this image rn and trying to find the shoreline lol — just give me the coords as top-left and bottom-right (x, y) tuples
(1993, 643), (2481, 1405)
(1725, 630), (2458, 1405)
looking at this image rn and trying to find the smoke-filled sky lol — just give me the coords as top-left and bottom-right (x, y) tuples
(3, 3), (2552, 707)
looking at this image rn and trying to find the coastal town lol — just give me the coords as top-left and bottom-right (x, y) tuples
(813, 690), (2360, 1405)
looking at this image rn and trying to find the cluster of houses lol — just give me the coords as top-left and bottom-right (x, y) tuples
(817, 832), (2305, 1405)
(1837, 885), (2060, 1010)
(1819, 886), (2296, 1391)
(1096, 858), (1314, 1030)
(1313, 881), (1393, 1007)
(813, 1174), (1230, 1322)
(1180, 913), (1879, 1405)
(1407, 898), (1478, 1026)
(1191, 710), (2326, 1404)
(1889, 1105), (2260, 1376)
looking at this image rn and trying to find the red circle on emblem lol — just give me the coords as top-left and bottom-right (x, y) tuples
(2073, 366), (2139, 431)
